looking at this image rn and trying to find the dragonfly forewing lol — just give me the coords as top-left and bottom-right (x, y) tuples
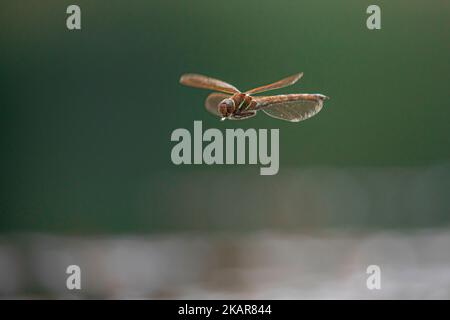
(180, 74), (240, 94)
(245, 73), (303, 95)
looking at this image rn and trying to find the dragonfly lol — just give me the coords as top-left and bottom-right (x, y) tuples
(179, 72), (329, 122)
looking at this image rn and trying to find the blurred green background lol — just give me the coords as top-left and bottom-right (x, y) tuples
(1, 0), (449, 233)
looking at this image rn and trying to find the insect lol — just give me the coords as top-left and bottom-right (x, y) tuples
(179, 72), (329, 122)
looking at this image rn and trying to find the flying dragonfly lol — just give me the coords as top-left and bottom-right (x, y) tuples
(179, 72), (329, 122)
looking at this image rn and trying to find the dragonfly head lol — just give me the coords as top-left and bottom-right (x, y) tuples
(218, 98), (235, 118)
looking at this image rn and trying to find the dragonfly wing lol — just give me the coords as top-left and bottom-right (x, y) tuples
(245, 73), (303, 95)
(256, 94), (328, 122)
(180, 73), (240, 94)
(205, 92), (230, 117)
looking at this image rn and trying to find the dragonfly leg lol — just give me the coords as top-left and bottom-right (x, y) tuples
(232, 111), (256, 120)
(232, 93), (245, 112)
(237, 95), (253, 113)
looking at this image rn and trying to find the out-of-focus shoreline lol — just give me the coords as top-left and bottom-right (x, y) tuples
(1, 229), (449, 299)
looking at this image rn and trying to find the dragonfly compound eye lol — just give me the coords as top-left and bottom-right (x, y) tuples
(218, 99), (235, 117)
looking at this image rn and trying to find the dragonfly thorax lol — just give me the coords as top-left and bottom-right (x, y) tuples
(218, 93), (256, 119)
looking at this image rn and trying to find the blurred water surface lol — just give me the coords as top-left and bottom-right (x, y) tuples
(1, 229), (450, 299)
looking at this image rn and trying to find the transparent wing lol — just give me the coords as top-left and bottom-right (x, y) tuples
(205, 92), (230, 117)
(244, 73), (303, 95)
(256, 94), (328, 122)
(180, 73), (240, 94)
